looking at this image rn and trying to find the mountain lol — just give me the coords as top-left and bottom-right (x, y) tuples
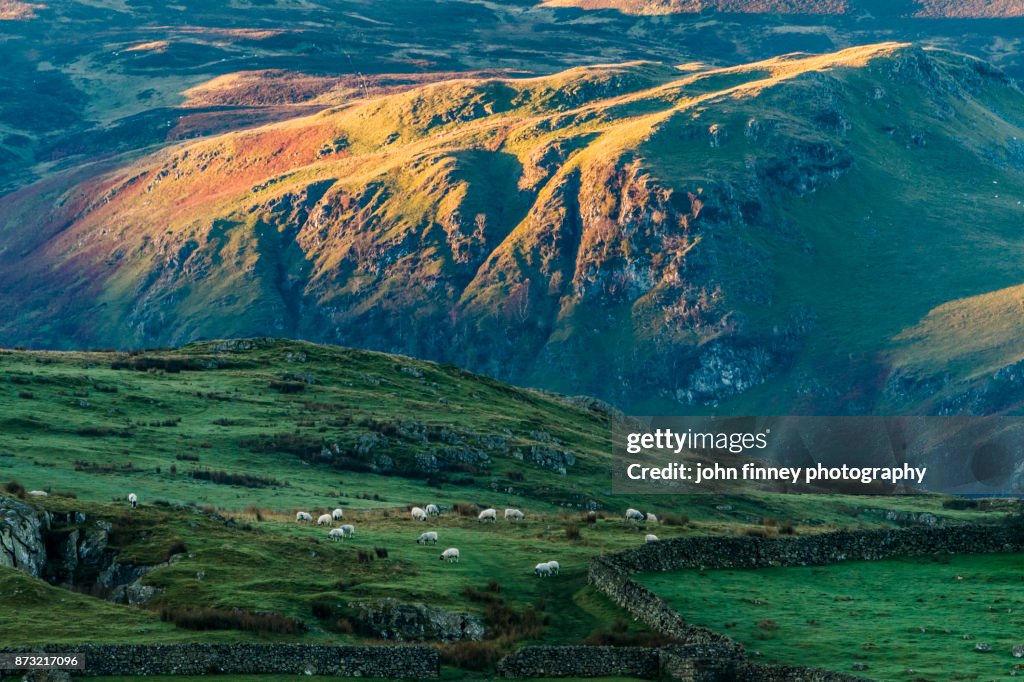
(1, 44), (1023, 414)
(2, 0), (1023, 197)
(540, 0), (1024, 18)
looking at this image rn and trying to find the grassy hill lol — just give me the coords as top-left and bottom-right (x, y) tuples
(2, 45), (1024, 413)
(0, 338), (1010, 678)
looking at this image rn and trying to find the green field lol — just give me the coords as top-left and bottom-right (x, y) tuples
(0, 339), (1015, 678)
(640, 553), (1024, 681)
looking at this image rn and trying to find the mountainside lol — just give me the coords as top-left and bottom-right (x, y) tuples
(540, 0), (1024, 17)
(2, 44), (1023, 413)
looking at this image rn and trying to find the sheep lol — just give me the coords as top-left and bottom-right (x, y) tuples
(317, 513), (333, 526)
(328, 528), (346, 541)
(296, 511), (313, 522)
(27, 490), (48, 497)
(534, 562), (552, 577)
(425, 504), (440, 516)
(128, 493), (138, 508)
(625, 508), (644, 522)
(416, 531), (439, 545)
(545, 560), (560, 575)
(645, 534), (659, 543)
(332, 508), (344, 521)
(645, 513), (658, 525)
(340, 524), (355, 537)
(410, 506), (428, 521)
(440, 547), (460, 563)
(477, 508), (497, 522)
(504, 508), (524, 521)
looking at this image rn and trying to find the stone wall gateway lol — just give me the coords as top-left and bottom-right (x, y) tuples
(0, 644), (439, 678)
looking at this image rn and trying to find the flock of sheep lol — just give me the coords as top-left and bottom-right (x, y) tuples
(125, 493), (662, 573)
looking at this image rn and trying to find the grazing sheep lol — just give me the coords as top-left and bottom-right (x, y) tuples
(27, 490), (48, 497)
(340, 524), (355, 537)
(504, 508), (524, 521)
(128, 493), (138, 508)
(645, 534), (659, 543)
(296, 511), (313, 522)
(410, 506), (428, 521)
(545, 560), (560, 575)
(440, 547), (460, 563)
(332, 508), (344, 521)
(645, 513), (658, 524)
(416, 531), (439, 545)
(477, 508), (497, 522)
(534, 562), (552, 577)
(425, 504), (440, 516)
(328, 528), (346, 541)
(625, 508), (644, 522)
(317, 514), (333, 526)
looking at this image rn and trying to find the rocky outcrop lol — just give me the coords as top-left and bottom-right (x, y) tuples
(0, 496), (49, 578)
(1, 496), (162, 606)
(350, 599), (485, 642)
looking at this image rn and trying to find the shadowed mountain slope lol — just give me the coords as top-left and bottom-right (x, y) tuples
(2, 44), (1023, 413)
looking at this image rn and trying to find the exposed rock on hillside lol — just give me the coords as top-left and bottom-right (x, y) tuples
(0, 496), (49, 577)
(1, 45), (1023, 413)
(351, 598), (485, 642)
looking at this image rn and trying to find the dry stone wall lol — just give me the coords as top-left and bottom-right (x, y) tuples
(0, 644), (439, 678)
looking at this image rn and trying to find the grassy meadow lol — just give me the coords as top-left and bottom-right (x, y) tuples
(0, 338), (1016, 679)
(640, 552), (1024, 681)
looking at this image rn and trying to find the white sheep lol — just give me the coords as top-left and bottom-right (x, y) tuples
(340, 524), (355, 537)
(27, 490), (48, 497)
(534, 562), (552, 577)
(504, 508), (524, 521)
(425, 504), (440, 516)
(477, 508), (497, 522)
(440, 547), (460, 563)
(410, 506), (428, 521)
(296, 511), (313, 522)
(416, 531), (439, 545)
(545, 560), (560, 575)
(332, 508), (344, 521)
(128, 493), (138, 508)
(645, 534), (659, 543)
(317, 513), (333, 526)
(645, 513), (658, 524)
(625, 508), (644, 522)
(328, 528), (346, 541)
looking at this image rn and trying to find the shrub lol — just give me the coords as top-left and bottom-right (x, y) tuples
(160, 607), (305, 635)
(778, 523), (797, 535)
(190, 469), (282, 488)
(452, 503), (479, 517)
(311, 599), (334, 620)
(374, 547), (389, 559)
(357, 550), (374, 564)
(4, 480), (26, 498)
(505, 470), (524, 482)
(742, 528), (768, 537)
(269, 380), (306, 394)
(661, 513), (689, 526)
(758, 619), (779, 631)
(564, 524), (582, 541)
(335, 618), (355, 634)
(175, 453), (200, 462)
(761, 517), (779, 527)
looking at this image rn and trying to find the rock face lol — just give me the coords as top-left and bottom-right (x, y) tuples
(0, 496), (162, 606)
(0, 496), (49, 577)
(351, 599), (485, 642)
